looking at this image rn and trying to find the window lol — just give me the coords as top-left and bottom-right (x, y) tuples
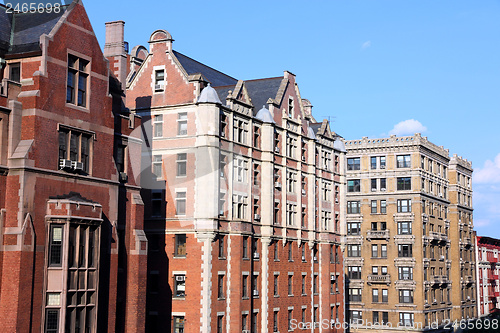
(347, 157), (360, 170)
(348, 244), (361, 257)
(175, 191), (186, 215)
(288, 310), (293, 331)
(349, 288), (362, 302)
(381, 244), (387, 258)
(380, 178), (386, 191)
(115, 144), (126, 173)
(67, 55), (89, 107)
(177, 112), (188, 136)
(154, 69), (165, 91)
(399, 313), (414, 327)
(173, 317), (185, 333)
(398, 222), (412, 235)
(151, 191), (162, 217)
(347, 201), (361, 214)
(382, 312), (389, 325)
(399, 290), (413, 303)
(397, 199), (411, 213)
(273, 275), (278, 296)
(175, 234), (186, 257)
(347, 222), (361, 235)
(58, 128), (92, 173)
(174, 275), (186, 297)
(286, 134), (297, 159)
(45, 309), (59, 333)
(397, 155), (411, 168)
(350, 310), (362, 323)
(371, 156), (377, 169)
(287, 171), (296, 192)
(288, 275), (293, 295)
(398, 244), (413, 257)
(252, 274), (258, 297)
(9, 62), (20, 82)
(153, 115), (163, 137)
(152, 155), (162, 178)
(233, 195), (247, 219)
(313, 274), (318, 294)
(372, 245), (379, 258)
(380, 156), (386, 169)
(242, 236), (248, 259)
(397, 177), (411, 191)
(242, 314), (248, 331)
(347, 179), (360, 192)
(49, 225), (63, 266)
(233, 157), (248, 183)
(399, 267), (413, 280)
(51, 222), (99, 333)
(218, 275), (224, 298)
(301, 274), (306, 294)
(348, 266), (362, 280)
(380, 200), (387, 214)
(371, 200), (377, 213)
(252, 313), (258, 332)
(372, 289), (379, 303)
(381, 266), (388, 275)
(233, 118), (248, 144)
(218, 236), (225, 258)
(253, 126), (260, 148)
(176, 153), (187, 177)
(273, 311), (278, 332)
(382, 289), (388, 303)
(288, 97), (294, 117)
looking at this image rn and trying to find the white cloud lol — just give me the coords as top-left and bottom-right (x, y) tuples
(361, 41), (371, 49)
(389, 119), (427, 136)
(474, 153), (500, 184)
(474, 219), (491, 228)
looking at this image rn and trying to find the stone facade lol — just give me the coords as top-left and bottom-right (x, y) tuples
(344, 134), (476, 332)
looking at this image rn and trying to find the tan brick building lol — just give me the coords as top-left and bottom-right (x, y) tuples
(344, 134), (476, 332)
(118, 26), (347, 333)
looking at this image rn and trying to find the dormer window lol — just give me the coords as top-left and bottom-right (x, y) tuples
(67, 55), (89, 107)
(155, 69), (165, 91)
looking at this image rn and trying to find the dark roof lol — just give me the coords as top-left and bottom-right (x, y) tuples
(213, 85), (234, 104)
(310, 123), (322, 134)
(173, 50), (237, 87)
(49, 192), (98, 204)
(0, 5), (68, 56)
(244, 77), (283, 115)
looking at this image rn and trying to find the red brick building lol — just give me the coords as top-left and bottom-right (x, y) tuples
(117, 25), (346, 332)
(0, 1), (147, 332)
(476, 236), (500, 317)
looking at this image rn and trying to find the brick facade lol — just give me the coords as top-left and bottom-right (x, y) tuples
(476, 236), (500, 316)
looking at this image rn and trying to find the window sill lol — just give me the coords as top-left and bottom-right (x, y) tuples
(274, 295), (279, 298)
(173, 256), (187, 259)
(65, 102), (90, 113)
(172, 296), (186, 300)
(218, 297), (225, 301)
(243, 257), (250, 261)
(301, 293), (307, 297)
(218, 257), (227, 260)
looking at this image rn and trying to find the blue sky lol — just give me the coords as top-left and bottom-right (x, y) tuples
(83, 0), (500, 237)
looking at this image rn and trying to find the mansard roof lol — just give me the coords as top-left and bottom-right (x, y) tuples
(0, 4), (70, 56)
(172, 50), (237, 87)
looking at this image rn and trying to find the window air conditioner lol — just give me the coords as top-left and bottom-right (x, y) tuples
(175, 275), (186, 282)
(72, 161), (84, 171)
(302, 156), (306, 162)
(302, 189), (307, 195)
(439, 193), (443, 198)
(275, 182), (281, 189)
(302, 256), (306, 261)
(381, 188), (387, 192)
(254, 214), (261, 221)
(253, 252), (260, 259)
(253, 290), (259, 296)
(433, 299), (437, 303)
(242, 331), (250, 333)
(313, 256), (318, 261)
(331, 275), (336, 281)
(371, 188), (377, 192)
(220, 132), (225, 137)
(155, 83), (164, 91)
(59, 159), (72, 170)
(275, 146), (280, 153)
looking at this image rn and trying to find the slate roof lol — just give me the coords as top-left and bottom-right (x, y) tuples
(213, 85), (234, 103)
(173, 50), (237, 87)
(244, 77), (283, 115)
(0, 5), (68, 56)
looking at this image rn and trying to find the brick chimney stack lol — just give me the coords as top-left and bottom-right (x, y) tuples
(104, 21), (127, 89)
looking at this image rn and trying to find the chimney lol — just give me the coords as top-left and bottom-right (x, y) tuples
(104, 21), (127, 89)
